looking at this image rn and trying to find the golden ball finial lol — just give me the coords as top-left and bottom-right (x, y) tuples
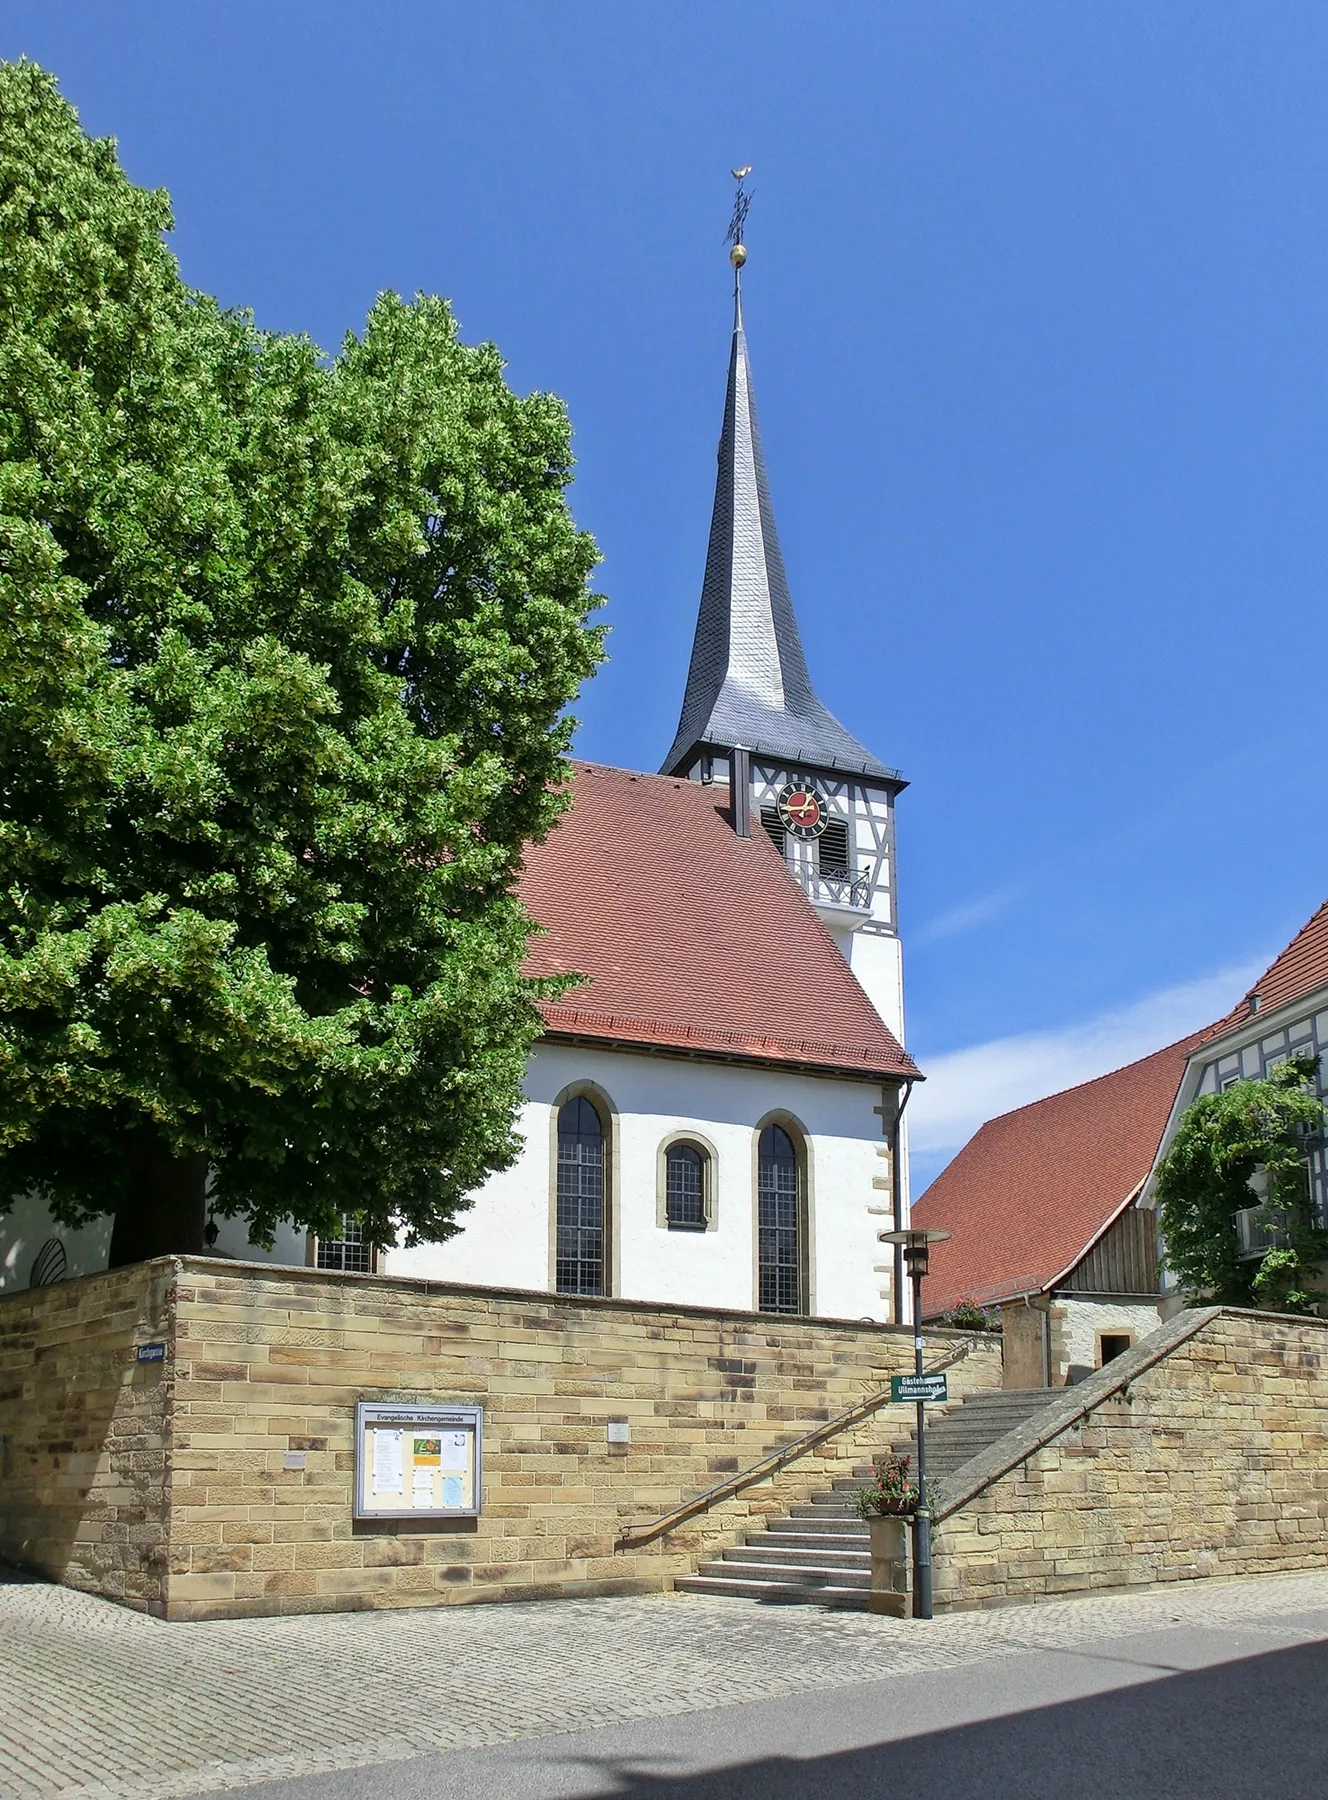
(729, 242), (747, 269)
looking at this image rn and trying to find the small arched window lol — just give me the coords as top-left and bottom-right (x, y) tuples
(757, 1123), (804, 1314)
(556, 1095), (607, 1295)
(665, 1141), (709, 1231)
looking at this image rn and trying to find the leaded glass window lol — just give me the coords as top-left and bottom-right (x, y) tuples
(758, 1124), (803, 1314)
(316, 1215), (375, 1274)
(556, 1096), (606, 1295)
(665, 1142), (707, 1230)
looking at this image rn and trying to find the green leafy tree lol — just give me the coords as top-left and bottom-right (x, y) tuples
(1155, 1054), (1328, 1313)
(0, 62), (603, 1265)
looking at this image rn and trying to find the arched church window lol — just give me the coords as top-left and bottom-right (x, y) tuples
(556, 1095), (607, 1296)
(665, 1141), (708, 1230)
(757, 1124), (804, 1314)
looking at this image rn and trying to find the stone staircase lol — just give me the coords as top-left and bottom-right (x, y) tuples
(674, 1388), (1061, 1609)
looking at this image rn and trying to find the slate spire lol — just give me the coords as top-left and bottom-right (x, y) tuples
(662, 263), (893, 781)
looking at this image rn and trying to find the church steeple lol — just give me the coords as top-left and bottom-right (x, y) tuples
(661, 202), (894, 782)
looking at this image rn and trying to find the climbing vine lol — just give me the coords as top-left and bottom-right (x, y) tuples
(1154, 1054), (1328, 1314)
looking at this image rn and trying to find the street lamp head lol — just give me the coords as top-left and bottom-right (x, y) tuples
(877, 1226), (951, 1278)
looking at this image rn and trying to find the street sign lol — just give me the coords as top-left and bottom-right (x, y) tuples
(135, 1342), (166, 1363)
(891, 1372), (947, 1404)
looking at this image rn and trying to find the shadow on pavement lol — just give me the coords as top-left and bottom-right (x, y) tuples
(555, 1638), (1328, 1800)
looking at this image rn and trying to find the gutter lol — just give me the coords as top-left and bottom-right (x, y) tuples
(540, 1026), (921, 1087)
(892, 1077), (915, 1325)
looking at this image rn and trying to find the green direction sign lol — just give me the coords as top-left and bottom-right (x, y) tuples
(891, 1372), (948, 1404)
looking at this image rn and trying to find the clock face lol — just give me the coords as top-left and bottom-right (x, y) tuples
(776, 783), (829, 839)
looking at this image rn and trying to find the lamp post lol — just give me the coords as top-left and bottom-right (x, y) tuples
(877, 1225), (951, 1620)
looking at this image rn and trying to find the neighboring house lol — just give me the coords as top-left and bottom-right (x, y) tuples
(1144, 900), (1328, 1267)
(1, 257), (921, 1322)
(915, 898), (1328, 1382)
(911, 1035), (1207, 1385)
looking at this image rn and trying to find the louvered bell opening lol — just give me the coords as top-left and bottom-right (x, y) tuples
(818, 817), (851, 878)
(760, 807), (787, 855)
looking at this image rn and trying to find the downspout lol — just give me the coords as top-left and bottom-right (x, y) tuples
(892, 1077), (915, 1325)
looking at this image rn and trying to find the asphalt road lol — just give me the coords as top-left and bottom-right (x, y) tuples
(217, 1610), (1328, 1800)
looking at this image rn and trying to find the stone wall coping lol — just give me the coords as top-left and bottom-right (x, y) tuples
(12, 1253), (984, 1344)
(935, 1304), (1328, 1524)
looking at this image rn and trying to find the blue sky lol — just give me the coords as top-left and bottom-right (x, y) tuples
(7, 3), (1326, 1182)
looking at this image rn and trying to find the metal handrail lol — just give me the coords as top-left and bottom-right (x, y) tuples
(614, 1341), (977, 1551)
(808, 866), (872, 909)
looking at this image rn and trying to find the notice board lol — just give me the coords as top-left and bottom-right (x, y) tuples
(354, 1401), (483, 1521)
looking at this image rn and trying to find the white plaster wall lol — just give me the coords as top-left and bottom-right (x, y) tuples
(846, 930), (905, 1051)
(386, 1041), (897, 1321)
(0, 1187), (310, 1292)
(0, 1191), (112, 1294)
(208, 1213), (308, 1268)
(1057, 1297), (1164, 1377)
(0, 1045), (901, 1323)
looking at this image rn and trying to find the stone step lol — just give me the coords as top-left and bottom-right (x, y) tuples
(890, 1415), (1052, 1441)
(723, 1543), (869, 1572)
(695, 1558), (871, 1591)
(675, 1573), (870, 1609)
(676, 1388), (1061, 1614)
(887, 1444), (1019, 1464)
(957, 1389), (1058, 1404)
(757, 1529), (868, 1552)
(903, 1413), (1051, 1433)
(763, 1515), (867, 1538)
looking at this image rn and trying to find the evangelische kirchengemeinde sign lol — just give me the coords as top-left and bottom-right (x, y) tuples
(891, 1372), (948, 1404)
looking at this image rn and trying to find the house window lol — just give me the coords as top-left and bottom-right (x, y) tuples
(1097, 1332), (1132, 1366)
(758, 1123), (804, 1314)
(665, 1142), (709, 1230)
(315, 1215), (376, 1274)
(556, 1095), (607, 1295)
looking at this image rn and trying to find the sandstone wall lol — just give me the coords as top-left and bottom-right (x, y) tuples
(934, 1307), (1328, 1610)
(0, 1260), (175, 1613)
(164, 1259), (997, 1619)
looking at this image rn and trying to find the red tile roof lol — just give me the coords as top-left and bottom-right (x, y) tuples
(911, 1032), (1209, 1316)
(517, 762), (918, 1081)
(1204, 899), (1328, 1042)
(911, 895), (1328, 1316)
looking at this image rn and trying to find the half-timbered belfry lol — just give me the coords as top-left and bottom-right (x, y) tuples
(663, 213), (907, 1045)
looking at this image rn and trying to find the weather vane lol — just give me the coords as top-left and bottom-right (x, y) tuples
(726, 166), (753, 268)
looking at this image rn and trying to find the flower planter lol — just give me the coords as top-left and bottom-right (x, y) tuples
(867, 1513), (912, 1617)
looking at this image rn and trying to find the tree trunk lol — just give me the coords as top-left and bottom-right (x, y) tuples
(107, 1128), (209, 1267)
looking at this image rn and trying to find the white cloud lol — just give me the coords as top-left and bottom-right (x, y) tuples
(911, 886), (1021, 948)
(907, 960), (1266, 1188)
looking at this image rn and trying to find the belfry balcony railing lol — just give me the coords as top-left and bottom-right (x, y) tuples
(803, 866), (873, 911)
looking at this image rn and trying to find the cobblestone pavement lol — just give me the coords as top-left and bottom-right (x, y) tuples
(2, 1569), (1327, 1800)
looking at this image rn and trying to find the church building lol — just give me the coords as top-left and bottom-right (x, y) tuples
(1, 241), (919, 1323)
